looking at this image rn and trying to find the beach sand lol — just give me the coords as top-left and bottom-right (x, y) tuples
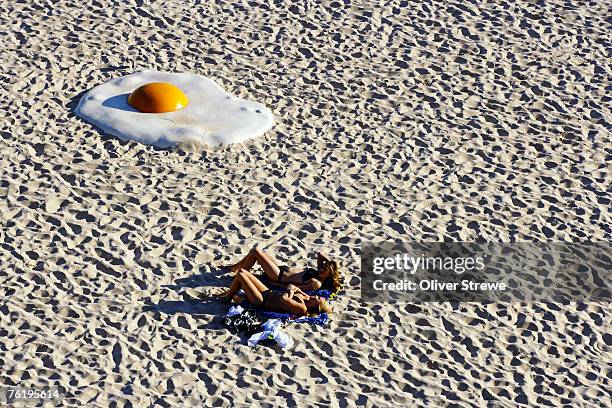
(1, 0), (610, 406)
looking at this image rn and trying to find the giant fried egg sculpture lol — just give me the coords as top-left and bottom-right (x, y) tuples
(75, 71), (274, 148)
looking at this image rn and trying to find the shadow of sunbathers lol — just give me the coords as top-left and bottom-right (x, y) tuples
(142, 297), (227, 331)
(161, 267), (231, 290)
(142, 266), (234, 330)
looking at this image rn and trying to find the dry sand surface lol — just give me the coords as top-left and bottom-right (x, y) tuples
(1, 0), (611, 407)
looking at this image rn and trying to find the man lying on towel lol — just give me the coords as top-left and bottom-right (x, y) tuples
(218, 269), (332, 316)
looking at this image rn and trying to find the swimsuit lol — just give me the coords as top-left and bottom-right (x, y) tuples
(277, 265), (319, 283)
(260, 289), (272, 308)
(302, 268), (319, 282)
(277, 265), (290, 283)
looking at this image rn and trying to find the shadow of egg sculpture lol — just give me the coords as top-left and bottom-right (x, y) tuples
(75, 71), (274, 148)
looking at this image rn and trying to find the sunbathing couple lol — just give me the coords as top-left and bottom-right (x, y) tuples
(220, 247), (340, 315)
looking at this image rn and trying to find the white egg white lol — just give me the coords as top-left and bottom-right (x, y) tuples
(75, 70), (274, 147)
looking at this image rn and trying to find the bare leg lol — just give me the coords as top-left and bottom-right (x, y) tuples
(224, 248), (281, 281)
(223, 247), (259, 271)
(239, 269), (269, 293)
(219, 269), (270, 301)
(217, 274), (243, 300)
(223, 248), (256, 271)
(236, 271), (268, 306)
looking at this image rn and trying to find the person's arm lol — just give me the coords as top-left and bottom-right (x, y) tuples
(294, 283), (316, 296)
(317, 252), (330, 270)
(284, 280), (321, 291)
(290, 284), (304, 295)
(265, 280), (311, 290)
(286, 284), (298, 296)
(299, 279), (322, 291)
(281, 292), (308, 315)
(265, 278), (321, 291)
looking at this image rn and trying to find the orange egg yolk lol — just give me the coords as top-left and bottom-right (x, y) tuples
(127, 82), (189, 113)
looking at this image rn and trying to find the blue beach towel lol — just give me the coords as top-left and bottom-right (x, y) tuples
(242, 305), (329, 326)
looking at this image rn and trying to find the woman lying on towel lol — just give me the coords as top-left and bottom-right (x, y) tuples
(219, 269), (332, 315)
(224, 247), (341, 293)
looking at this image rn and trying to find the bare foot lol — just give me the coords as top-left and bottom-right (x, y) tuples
(216, 291), (247, 305)
(222, 247), (258, 271)
(221, 262), (244, 272)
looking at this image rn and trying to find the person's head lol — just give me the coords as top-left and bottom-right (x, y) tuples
(305, 296), (333, 315)
(318, 260), (341, 293)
